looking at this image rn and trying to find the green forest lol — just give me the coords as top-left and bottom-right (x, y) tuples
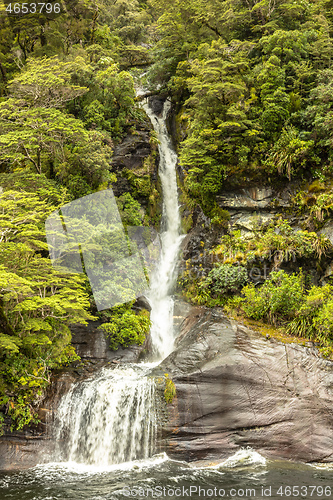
(1, 0), (333, 431)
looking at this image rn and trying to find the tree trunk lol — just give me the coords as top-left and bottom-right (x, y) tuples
(0, 300), (15, 337)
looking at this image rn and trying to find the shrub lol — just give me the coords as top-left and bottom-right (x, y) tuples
(211, 220), (332, 266)
(164, 374), (176, 404)
(98, 308), (151, 350)
(287, 284), (333, 342)
(208, 264), (248, 295)
(209, 205), (230, 227)
(116, 192), (143, 226)
(242, 270), (305, 324)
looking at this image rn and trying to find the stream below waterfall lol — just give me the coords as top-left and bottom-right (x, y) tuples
(1, 453), (333, 500)
(1, 100), (332, 499)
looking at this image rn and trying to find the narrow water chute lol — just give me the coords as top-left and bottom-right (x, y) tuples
(144, 99), (183, 360)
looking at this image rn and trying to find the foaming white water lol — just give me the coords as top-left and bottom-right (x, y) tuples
(143, 99), (183, 360)
(218, 449), (267, 468)
(54, 365), (156, 466)
(309, 462), (333, 470)
(36, 453), (169, 476)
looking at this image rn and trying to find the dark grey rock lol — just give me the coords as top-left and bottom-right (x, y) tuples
(71, 320), (107, 360)
(147, 96), (165, 116)
(110, 120), (160, 205)
(158, 306), (333, 463)
(111, 131), (152, 173)
(71, 320), (149, 363)
(217, 187), (275, 210)
(132, 295), (152, 312)
(0, 434), (52, 471)
(319, 219), (333, 245)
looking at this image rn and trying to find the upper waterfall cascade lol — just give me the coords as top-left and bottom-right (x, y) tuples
(53, 99), (182, 466)
(144, 99), (183, 360)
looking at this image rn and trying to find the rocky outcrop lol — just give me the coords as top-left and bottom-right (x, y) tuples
(217, 183), (302, 236)
(110, 117), (159, 205)
(111, 131), (153, 176)
(147, 96), (166, 116)
(0, 433), (51, 471)
(71, 319), (149, 363)
(179, 185), (299, 268)
(157, 306), (333, 463)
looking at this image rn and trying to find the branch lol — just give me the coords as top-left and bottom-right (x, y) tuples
(22, 145), (40, 174)
(199, 19), (223, 38)
(24, 370), (50, 384)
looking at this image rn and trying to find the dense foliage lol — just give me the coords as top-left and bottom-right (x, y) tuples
(1, 0), (333, 430)
(150, 0), (333, 352)
(98, 303), (151, 350)
(0, 175), (94, 429)
(178, 217), (333, 354)
(145, 0), (333, 213)
(0, 0), (154, 431)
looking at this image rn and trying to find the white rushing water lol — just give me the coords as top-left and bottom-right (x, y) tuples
(55, 365), (157, 465)
(144, 99), (183, 360)
(53, 98), (182, 467)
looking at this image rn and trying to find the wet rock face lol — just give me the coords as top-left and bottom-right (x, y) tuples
(110, 119), (159, 205)
(71, 320), (107, 360)
(216, 183), (302, 236)
(0, 434), (51, 471)
(158, 306), (333, 463)
(71, 320), (150, 363)
(111, 131), (152, 175)
(179, 205), (222, 278)
(217, 186), (276, 210)
(147, 96), (165, 116)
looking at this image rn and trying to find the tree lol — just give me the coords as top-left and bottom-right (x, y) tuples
(0, 100), (114, 191)
(0, 101), (86, 173)
(0, 183), (94, 430)
(8, 56), (88, 108)
(179, 39), (259, 206)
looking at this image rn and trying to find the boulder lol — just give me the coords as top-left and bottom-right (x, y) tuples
(132, 295), (152, 312)
(147, 96), (165, 116)
(157, 306), (333, 463)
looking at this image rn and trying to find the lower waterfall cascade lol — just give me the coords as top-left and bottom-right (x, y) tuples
(54, 365), (157, 465)
(53, 98), (182, 466)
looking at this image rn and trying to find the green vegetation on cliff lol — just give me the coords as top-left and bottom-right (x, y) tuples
(147, 0), (333, 213)
(1, 0), (333, 430)
(0, 0), (155, 431)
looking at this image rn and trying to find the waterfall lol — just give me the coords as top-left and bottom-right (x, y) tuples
(53, 98), (181, 467)
(55, 365), (156, 465)
(144, 99), (183, 360)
